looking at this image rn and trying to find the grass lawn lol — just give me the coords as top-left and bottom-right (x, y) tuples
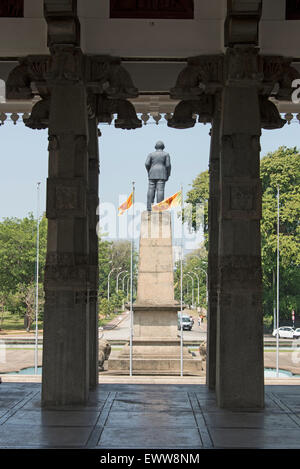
(0, 311), (43, 334)
(98, 310), (123, 327)
(0, 309), (123, 334)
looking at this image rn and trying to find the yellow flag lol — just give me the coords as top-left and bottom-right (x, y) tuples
(118, 192), (133, 216)
(152, 190), (182, 212)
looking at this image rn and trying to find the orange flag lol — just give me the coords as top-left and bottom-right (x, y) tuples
(118, 192), (133, 216)
(152, 190), (182, 212)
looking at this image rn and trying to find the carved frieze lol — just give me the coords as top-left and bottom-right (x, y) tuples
(45, 265), (89, 283)
(259, 96), (286, 130)
(46, 177), (87, 219)
(221, 177), (262, 220)
(23, 98), (50, 130)
(6, 53), (141, 129)
(46, 252), (89, 266)
(89, 56), (139, 99)
(219, 255), (262, 289)
(47, 46), (84, 83)
(226, 47), (263, 84)
(96, 95), (142, 129)
(75, 290), (88, 304)
(168, 95), (214, 129)
(170, 55), (224, 99)
(261, 56), (300, 101)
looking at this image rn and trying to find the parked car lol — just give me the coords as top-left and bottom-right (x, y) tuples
(293, 328), (300, 339)
(177, 313), (193, 331)
(272, 326), (294, 339)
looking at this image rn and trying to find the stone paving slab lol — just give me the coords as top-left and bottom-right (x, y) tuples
(0, 382), (300, 448)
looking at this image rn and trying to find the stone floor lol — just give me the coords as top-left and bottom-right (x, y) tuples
(1, 382), (300, 449)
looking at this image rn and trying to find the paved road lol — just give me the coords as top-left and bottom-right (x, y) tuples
(100, 312), (207, 342)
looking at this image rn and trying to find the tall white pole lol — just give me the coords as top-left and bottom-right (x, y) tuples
(130, 182), (135, 377)
(276, 186), (280, 377)
(34, 182), (41, 375)
(180, 184), (184, 377)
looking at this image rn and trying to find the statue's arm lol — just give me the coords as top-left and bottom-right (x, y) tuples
(166, 153), (171, 179)
(145, 154), (152, 173)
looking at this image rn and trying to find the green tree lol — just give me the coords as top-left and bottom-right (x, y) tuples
(182, 147), (300, 320)
(0, 213), (47, 295)
(260, 146), (300, 320)
(98, 236), (138, 309)
(182, 170), (209, 245)
(174, 244), (208, 309)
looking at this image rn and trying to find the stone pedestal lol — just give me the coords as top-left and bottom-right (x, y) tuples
(108, 211), (203, 375)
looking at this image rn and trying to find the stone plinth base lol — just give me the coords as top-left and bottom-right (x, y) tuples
(133, 304), (179, 338)
(108, 338), (204, 375)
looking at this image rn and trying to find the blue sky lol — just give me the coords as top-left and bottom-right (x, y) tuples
(0, 117), (299, 240)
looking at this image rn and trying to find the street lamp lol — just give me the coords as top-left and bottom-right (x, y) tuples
(122, 273), (130, 291)
(184, 273), (194, 308)
(188, 271), (200, 306)
(195, 265), (208, 305)
(116, 270), (128, 293)
(107, 267), (121, 301)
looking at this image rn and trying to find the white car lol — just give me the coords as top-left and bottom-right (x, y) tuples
(293, 328), (300, 339)
(272, 326), (294, 339)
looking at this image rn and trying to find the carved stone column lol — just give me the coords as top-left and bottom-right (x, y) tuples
(87, 116), (100, 389)
(206, 92), (221, 390)
(42, 46), (90, 406)
(216, 47), (264, 409)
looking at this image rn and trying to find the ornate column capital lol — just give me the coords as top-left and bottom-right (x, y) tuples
(6, 53), (141, 130)
(170, 54), (224, 100)
(169, 49), (300, 131)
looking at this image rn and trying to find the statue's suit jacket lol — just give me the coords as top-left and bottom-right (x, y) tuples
(145, 150), (171, 180)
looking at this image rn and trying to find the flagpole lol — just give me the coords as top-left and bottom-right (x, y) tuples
(130, 181), (135, 377)
(180, 184), (184, 377)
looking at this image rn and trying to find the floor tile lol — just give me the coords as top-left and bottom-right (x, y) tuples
(4, 409), (100, 426)
(106, 409), (197, 427)
(0, 424), (92, 448)
(98, 426), (202, 449)
(204, 411), (299, 429)
(113, 394), (191, 412)
(115, 391), (190, 409)
(210, 427), (300, 449)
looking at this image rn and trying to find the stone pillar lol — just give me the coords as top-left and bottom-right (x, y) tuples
(206, 92), (221, 390)
(88, 117), (100, 389)
(42, 47), (90, 406)
(216, 47), (264, 409)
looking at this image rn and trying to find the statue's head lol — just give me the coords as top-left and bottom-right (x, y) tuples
(155, 141), (165, 150)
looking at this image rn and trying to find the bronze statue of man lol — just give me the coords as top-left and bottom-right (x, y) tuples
(145, 141), (171, 211)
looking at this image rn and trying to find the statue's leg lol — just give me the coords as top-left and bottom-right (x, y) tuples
(147, 179), (156, 210)
(156, 179), (165, 203)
